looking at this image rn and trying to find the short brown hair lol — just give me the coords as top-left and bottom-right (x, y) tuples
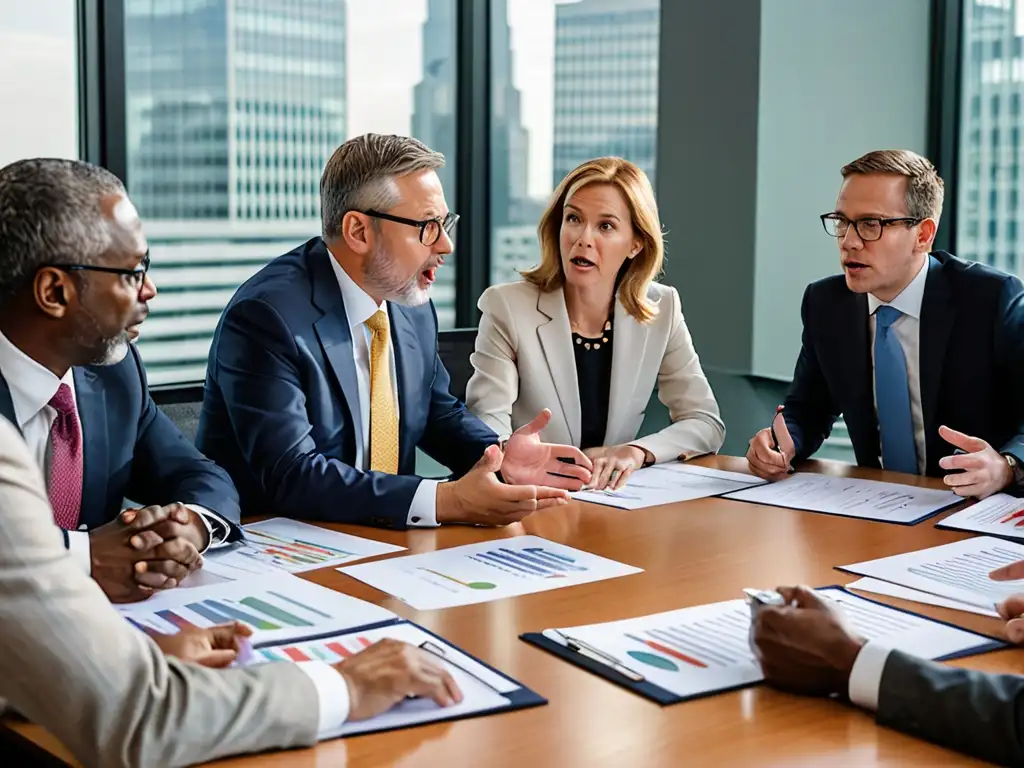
(320, 134), (445, 240)
(522, 157), (664, 324)
(841, 149), (944, 222)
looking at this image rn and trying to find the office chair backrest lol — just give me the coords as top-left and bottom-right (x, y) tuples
(436, 328), (478, 403)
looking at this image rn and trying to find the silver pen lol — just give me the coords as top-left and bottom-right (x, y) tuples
(545, 629), (646, 683)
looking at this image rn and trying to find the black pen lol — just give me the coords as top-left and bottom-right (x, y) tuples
(769, 406), (795, 474)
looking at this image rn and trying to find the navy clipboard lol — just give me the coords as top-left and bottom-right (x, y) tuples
(520, 585), (1006, 706)
(257, 618), (546, 736)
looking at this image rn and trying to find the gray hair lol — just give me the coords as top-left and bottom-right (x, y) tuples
(0, 158), (126, 307)
(320, 134), (445, 240)
(841, 149), (945, 223)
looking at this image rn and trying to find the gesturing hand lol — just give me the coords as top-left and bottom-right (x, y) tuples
(437, 445), (570, 526)
(335, 638), (463, 720)
(501, 409), (593, 491)
(938, 426), (1013, 499)
(989, 559), (1024, 643)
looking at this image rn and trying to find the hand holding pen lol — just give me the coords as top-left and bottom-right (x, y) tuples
(745, 405), (796, 481)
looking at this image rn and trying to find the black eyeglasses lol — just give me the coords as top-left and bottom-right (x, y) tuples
(361, 210), (459, 246)
(820, 213), (922, 242)
(47, 252), (151, 291)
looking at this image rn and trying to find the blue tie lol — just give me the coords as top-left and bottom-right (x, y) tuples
(874, 306), (917, 474)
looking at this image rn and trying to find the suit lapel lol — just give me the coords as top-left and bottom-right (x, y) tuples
(311, 244), (364, 457)
(605, 298), (648, 445)
(536, 288), (581, 445)
(388, 305), (421, 464)
(74, 367), (108, 528)
(919, 257), (954, 440)
(0, 375), (17, 433)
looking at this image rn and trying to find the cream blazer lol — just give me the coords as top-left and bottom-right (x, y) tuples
(466, 281), (726, 463)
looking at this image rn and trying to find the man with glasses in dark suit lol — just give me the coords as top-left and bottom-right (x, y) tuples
(745, 149), (1024, 499)
(198, 133), (593, 530)
(0, 158), (241, 603)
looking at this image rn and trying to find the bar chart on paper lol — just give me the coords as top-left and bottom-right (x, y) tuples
(839, 536), (1024, 609)
(117, 574), (396, 645)
(541, 588), (1000, 700)
(251, 622), (520, 737)
(937, 493), (1024, 544)
(339, 535), (642, 610)
(203, 518), (406, 578)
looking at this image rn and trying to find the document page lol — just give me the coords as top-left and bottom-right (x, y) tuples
(204, 517), (406, 578)
(339, 535), (641, 610)
(573, 464), (765, 510)
(116, 573), (395, 645)
(722, 473), (960, 524)
(839, 536), (1024, 609)
(937, 494), (1024, 543)
(544, 588), (996, 700)
(251, 622), (517, 737)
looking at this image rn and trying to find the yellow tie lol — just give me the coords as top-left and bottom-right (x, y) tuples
(365, 309), (399, 474)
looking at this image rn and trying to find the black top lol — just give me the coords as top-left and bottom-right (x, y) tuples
(572, 319), (614, 450)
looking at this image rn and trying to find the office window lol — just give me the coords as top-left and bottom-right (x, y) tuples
(125, 0), (457, 385)
(489, 0), (660, 286)
(957, 0), (1022, 277)
(0, 1), (78, 167)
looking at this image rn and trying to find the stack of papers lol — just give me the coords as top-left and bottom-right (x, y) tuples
(838, 536), (1024, 614)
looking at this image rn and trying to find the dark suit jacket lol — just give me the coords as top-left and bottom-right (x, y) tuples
(784, 251), (1024, 476)
(0, 344), (241, 539)
(877, 650), (1024, 765)
(196, 237), (497, 529)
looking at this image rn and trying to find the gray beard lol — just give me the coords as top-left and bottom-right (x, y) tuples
(364, 242), (431, 307)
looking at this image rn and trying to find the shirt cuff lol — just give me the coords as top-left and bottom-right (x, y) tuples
(67, 530), (91, 574)
(294, 661), (351, 737)
(407, 480), (441, 527)
(848, 642), (892, 711)
(182, 504), (228, 553)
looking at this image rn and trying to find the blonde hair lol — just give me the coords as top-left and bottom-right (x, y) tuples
(841, 149), (945, 222)
(522, 157), (664, 323)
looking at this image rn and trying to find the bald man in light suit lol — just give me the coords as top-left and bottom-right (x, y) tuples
(0, 415), (461, 767)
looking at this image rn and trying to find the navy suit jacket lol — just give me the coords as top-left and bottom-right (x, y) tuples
(0, 344), (241, 538)
(196, 237), (498, 529)
(784, 251), (1024, 477)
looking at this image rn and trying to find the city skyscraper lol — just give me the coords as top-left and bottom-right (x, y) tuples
(126, 0), (346, 222)
(552, 0), (660, 187)
(957, 0), (1024, 278)
(123, 0), (350, 383)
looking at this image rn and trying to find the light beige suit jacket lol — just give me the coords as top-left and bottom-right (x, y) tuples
(466, 281), (725, 462)
(0, 415), (321, 768)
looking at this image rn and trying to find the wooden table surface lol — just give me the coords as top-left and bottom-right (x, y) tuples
(7, 456), (1020, 767)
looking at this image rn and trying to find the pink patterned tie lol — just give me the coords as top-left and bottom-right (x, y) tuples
(48, 383), (83, 530)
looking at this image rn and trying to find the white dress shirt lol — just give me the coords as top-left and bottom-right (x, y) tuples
(0, 331), (227, 571)
(328, 255), (440, 527)
(867, 256), (930, 475)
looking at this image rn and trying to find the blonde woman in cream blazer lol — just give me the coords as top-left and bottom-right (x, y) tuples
(467, 157), (725, 491)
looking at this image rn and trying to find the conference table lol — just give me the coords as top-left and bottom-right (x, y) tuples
(4, 456), (1019, 767)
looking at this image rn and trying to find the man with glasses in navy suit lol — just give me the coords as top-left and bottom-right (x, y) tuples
(746, 149), (1024, 498)
(198, 134), (593, 530)
(0, 158), (241, 603)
